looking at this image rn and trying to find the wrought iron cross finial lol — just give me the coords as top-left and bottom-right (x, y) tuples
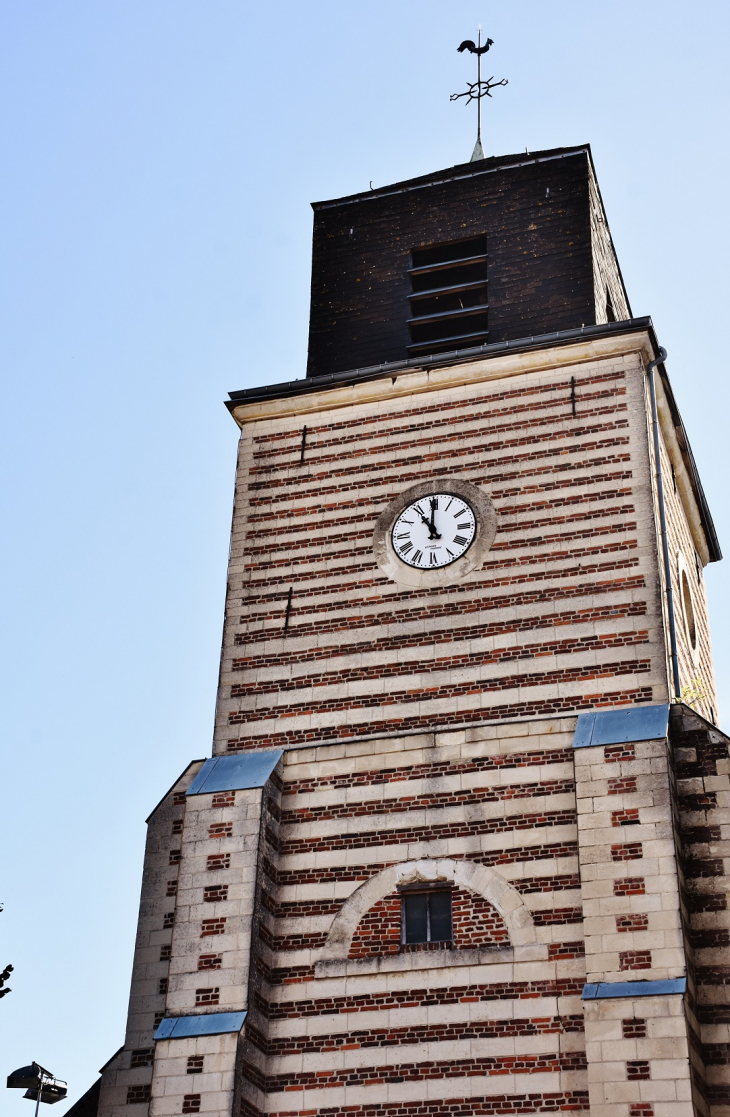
(450, 29), (508, 161)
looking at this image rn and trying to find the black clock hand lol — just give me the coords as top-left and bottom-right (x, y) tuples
(417, 507), (441, 540)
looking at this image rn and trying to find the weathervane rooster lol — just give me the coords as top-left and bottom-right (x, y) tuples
(457, 37), (494, 55)
(451, 30), (508, 161)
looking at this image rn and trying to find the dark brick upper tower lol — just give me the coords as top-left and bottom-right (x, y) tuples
(306, 145), (630, 378)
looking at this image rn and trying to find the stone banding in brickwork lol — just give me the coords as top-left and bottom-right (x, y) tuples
(250, 368), (626, 442)
(280, 780), (576, 823)
(247, 478), (636, 541)
(242, 563), (645, 625)
(231, 633), (649, 701)
(245, 451), (632, 526)
(227, 659), (652, 725)
(244, 518), (638, 574)
(246, 464), (634, 536)
(269, 892), (582, 922)
(252, 438), (630, 489)
(270, 842), (579, 887)
(241, 550), (639, 607)
(247, 455), (631, 528)
(279, 809), (578, 855)
(255, 1094), (589, 1117)
(257, 1014), (585, 1055)
(248, 412), (630, 489)
(242, 485), (634, 553)
(250, 376), (627, 465)
(252, 441), (608, 495)
(235, 599), (647, 660)
(258, 1050), (588, 1092)
(243, 548), (639, 610)
(248, 465), (635, 533)
(263, 977), (587, 1019)
(243, 502), (638, 580)
(249, 403), (629, 488)
(227, 688), (654, 750)
(282, 747), (574, 795)
(250, 368), (626, 450)
(269, 878), (581, 929)
(239, 506), (634, 582)
(247, 457), (633, 514)
(249, 532), (638, 588)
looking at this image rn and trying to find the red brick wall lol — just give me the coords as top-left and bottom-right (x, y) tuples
(219, 360), (667, 753)
(347, 887), (510, 958)
(348, 895), (401, 958)
(452, 888), (510, 947)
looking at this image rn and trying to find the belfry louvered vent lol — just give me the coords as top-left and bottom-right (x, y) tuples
(407, 234), (488, 355)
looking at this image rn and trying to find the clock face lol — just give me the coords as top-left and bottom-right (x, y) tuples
(391, 494), (476, 569)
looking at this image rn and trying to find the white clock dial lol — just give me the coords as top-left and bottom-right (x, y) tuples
(391, 494), (476, 569)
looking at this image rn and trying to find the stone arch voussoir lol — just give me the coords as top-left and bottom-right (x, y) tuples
(321, 858), (536, 962)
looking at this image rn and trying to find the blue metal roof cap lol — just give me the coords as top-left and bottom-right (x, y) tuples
(582, 978), (686, 1000)
(186, 752), (283, 796)
(574, 704), (670, 749)
(154, 1011), (247, 1039)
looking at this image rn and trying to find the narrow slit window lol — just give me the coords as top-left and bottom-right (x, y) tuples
(402, 890), (453, 944)
(681, 570), (697, 652)
(407, 235), (488, 356)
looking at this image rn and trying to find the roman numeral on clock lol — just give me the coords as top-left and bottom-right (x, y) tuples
(390, 492), (477, 572)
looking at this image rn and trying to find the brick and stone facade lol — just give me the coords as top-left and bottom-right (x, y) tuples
(87, 149), (727, 1117)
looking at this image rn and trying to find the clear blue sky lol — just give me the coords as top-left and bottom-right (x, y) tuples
(1, 1), (728, 1110)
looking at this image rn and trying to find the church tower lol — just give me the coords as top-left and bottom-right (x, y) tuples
(86, 142), (730, 1117)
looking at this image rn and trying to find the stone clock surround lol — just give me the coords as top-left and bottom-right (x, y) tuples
(372, 477), (498, 588)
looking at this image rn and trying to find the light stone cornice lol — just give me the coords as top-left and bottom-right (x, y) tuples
(229, 330), (654, 426)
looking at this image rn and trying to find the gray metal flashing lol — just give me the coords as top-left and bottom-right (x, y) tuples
(226, 323), (720, 565)
(228, 317), (655, 407)
(154, 1011), (247, 1040)
(186, 750), (283, 796)
(582, 978), (686, 1000)
(657, 365), (722, 562)
(311, 147), (589, 210)
(573, 705), (670, 749)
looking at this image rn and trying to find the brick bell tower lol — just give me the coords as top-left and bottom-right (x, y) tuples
(84, 144), (730, 1117)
